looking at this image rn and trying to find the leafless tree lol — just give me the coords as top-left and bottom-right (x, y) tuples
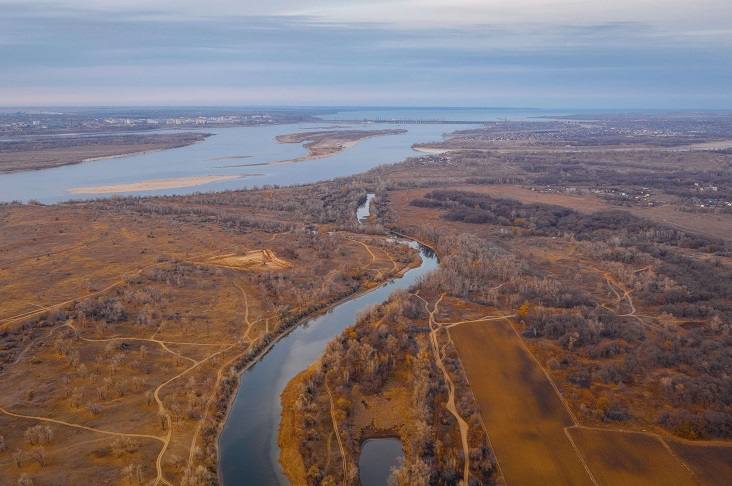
(17, 474), (34, 486)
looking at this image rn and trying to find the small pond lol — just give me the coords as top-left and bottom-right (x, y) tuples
(357, 193), (375, 223)
(358, 438), (405, 486)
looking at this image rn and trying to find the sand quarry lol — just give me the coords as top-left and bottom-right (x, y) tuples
(205, 249), (293, 271)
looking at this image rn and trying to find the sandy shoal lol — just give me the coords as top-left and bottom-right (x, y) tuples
(68, 175), (242, 194)
(412, 145), (453, 154)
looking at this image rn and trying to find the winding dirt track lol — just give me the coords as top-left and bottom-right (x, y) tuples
(0, 406), (164, 443)
(413, 292), (472, 484)
(343, 236), (376, 267)
(183, 278), (259, 472)
(0, 250), (225, 329)
(325, 378), (349, 483)
(58, 318), (239, 485)
(151, 343), (237, 485)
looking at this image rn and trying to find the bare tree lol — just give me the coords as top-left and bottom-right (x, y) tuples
(17, 474), (34, 486)
(122, 463), (144, 485)
(24, 425), (53, 446)
(13, 449), (23, 468)
(30, 446), (46, 467)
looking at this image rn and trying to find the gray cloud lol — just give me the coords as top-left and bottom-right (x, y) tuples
(0, 2), (730, 107)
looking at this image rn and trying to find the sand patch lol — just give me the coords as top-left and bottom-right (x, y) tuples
(412, 145), (452, 155)
(68, 175), (242, 194)
(208, 249), (292, 270)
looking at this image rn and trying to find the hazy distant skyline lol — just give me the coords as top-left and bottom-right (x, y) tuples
(1, 0), (731, 108)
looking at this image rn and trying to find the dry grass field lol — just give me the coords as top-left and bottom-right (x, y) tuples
(446, 309), (732, 486)
(566, 427), (696, 485)
(450, 315), (732, 486)
(668, 439), (732, 486)
(451, 319), (594, 485)
(0, 201), (415, 485)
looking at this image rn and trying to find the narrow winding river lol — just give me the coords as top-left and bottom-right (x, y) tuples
(218, 201), (438, 485)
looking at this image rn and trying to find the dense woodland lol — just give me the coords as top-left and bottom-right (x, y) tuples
(290, 290), (497, 486)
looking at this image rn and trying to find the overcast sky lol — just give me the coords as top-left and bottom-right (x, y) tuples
(1, 0), (731, 108)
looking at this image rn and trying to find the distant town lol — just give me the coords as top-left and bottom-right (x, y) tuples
(0, 108), (322, 135)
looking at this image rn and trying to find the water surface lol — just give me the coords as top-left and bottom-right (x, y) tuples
(1, 107), (570, 203)
(218, 240), (438, 485)
(359, 438), (405, 486)
(357, 193), (375, 223)
(0, 122), (470, 203)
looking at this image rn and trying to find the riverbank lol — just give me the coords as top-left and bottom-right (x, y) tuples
(0, 132), (210, 173)
(214, 238), (421, 484)
(279, 367), (312, 486)
(411, 144), (452, 155)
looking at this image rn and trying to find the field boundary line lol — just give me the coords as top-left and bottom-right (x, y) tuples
(447, 324), (509, 486)
(562, 427), (599, 486)
(325, 377), (349, 483)
(503, 318), (604, 485)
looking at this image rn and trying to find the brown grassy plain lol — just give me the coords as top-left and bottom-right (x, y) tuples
(668, 439), (732, 485)
(450, 313), (732, 486)
(451, 319), (594, 485)
(0, 201), (415, 485)
(566, 427), (696, 485)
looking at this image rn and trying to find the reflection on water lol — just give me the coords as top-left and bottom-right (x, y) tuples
(0, 122), (473, 204)
(357, 193), (375, 223)
(359, 438), (404, 486)
(218, 243), (438, 485)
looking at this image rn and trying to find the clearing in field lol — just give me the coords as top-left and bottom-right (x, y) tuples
(451, 316), (729, 486)
(667, 439), (732, 486)
(566, 427), (696, 485)
(206, 249), (292, 270)
(450, 319), (594, 485)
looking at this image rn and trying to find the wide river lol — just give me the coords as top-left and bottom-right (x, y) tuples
(0, 107), (568, 204)
(0, 121), (474, 204)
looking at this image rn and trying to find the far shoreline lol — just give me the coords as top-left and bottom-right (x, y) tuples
(0, 132), (211, 174)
